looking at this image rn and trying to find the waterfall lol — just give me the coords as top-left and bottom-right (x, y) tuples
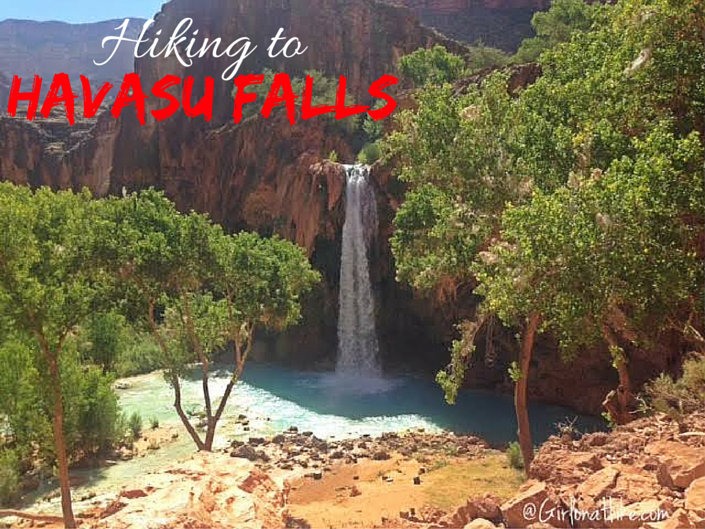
(336, 164), (381, 376)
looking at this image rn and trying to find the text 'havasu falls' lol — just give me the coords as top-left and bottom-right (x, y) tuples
(5, 17), (399, 126)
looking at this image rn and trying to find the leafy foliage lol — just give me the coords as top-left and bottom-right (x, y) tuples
(0, 449), (20, 507)
(643, 354), (705, 416)
(128, 412), (143, 441)
(505, 441), (525, 470)
(389, 0), (704, 409)
(514, 0), (600, 63)
(399, 45), (466, 87)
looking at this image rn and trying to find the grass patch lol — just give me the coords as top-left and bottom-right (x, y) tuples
(422, 454), (524, 510)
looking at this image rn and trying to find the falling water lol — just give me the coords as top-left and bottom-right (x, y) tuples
(336, 164), (381, 376)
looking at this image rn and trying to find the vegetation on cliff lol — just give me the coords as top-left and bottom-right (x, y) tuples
(388, 0), (704, 470)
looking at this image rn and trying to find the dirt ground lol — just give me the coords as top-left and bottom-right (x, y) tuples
(287, 453), (523, 528)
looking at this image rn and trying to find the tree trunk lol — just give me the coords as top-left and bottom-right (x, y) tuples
(602, 325), (633, 425)
(515, 313), (540, 473)
(146, 301), (206, 451)
(203, 337), (253, 451)
(170, 373), (206, 450)
(46, 351), (76, 529)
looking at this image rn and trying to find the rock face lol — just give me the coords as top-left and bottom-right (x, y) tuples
(0, 111), (118, 193)
(386, 0), (551, 50)
(89, 452), (287, 528)
(0, 19), (143, 110)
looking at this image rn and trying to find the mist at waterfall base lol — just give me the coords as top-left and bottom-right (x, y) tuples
(117, 166), (604, 450)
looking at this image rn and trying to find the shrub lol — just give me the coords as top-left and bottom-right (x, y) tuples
(643, 354), (705, 417)
(128, 412), (143, 441)
(399, 45), (466, 87)
(505, 441), (524, 470)
(80, 312), (126, 373)
(466, 44), (510, 72)
(0, 449), (20, 507)
(357, 142), (382, 165)
(150, 417), (160, 430)
(113, 332), (163, 378)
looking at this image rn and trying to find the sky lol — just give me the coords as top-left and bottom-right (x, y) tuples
(0, 0), (165, 23)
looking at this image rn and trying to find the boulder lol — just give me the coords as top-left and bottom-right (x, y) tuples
(612, 468), (661, 503)
(231, 445), (258, 461)
(501, 481), (567, 528)
(448, 495), (502, 526)
(643, 508), (695, 529)
(604, 498), (670, 529)
(646, 441), (705, 489)
(93, 453), (286, 529)
(373, 450), (391, 461)
(577, 466), (619, 500)
(686, 477), (705, 512)
(464, 519), (498, 529)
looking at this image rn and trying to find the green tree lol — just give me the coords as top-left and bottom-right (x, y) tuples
(0, 184), (113, 528)
(514, 0), (600, 63)
(475, 124), (704, 426)
(399, 45), (467, 87)
(388, 0), (704, 470)
(98, 191), (319, 451)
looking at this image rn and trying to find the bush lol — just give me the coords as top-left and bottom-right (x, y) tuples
(399, 45), (466, 87)
(150, 417), (160, 430)
(128, 412), (143, 441)
(0, 449), (20, 507)
(113, 334), (163, 378)
(505, 441), (524, 470)
(357, 142), (382, 165)
(643, 354), (705, 417)
(466, 44), (510, 73)
(2, 340), (124, 464)
(80, 312), (126, 373)
(75, 366), (122, 455)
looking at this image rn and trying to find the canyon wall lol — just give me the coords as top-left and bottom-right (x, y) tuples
(0, 19), (144, 110)
(0, 0), (642, 414)
(0, 0), (459, 372)
(386, 0), (551, 50)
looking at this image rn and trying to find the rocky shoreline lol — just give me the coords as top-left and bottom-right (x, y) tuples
(380, 411), (705, 529)
(6, 411), (704, 529)
(228, 424), (491, 478)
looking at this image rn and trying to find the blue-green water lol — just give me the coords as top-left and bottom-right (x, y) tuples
(118, 362), (605, 446)
(23, 362), (605, 511)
